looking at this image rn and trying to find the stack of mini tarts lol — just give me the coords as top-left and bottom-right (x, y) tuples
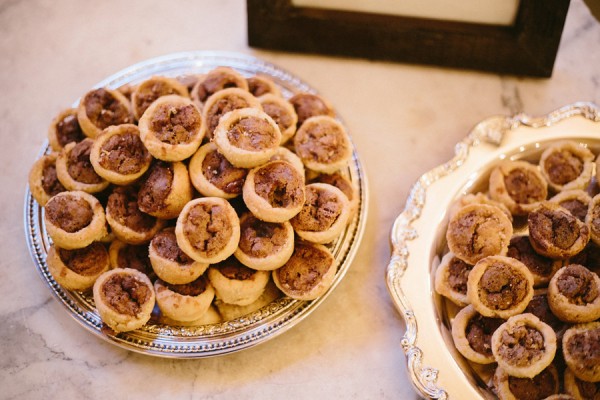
(31, 66), (358, 333)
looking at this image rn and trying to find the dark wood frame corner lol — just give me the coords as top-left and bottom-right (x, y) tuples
(247, 0), (570, 77)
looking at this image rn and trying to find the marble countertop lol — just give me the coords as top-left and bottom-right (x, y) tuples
(2, 0), (599, 399)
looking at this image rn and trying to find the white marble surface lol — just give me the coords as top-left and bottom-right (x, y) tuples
(1, 0), (599, 399)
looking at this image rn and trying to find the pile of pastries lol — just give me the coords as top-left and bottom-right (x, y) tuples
(29, 67), (358, 333)
(435, 140), (600, 399)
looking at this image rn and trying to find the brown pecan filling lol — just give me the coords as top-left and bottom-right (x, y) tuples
(214, 257), (256, 281)
(524, 294), (563, 332)
(276, 242), (331, 292)
(504, 168), (546, 204)
(291, 186), (342, 232)
(507, 236), (555, 278)
(529, 207), (584, 250)
(206, 95), (251, 136)
(135, 81), (179, 116)
(45, 195), (93, 233)
(117, 244), (151, 274)
(289, 93), (331, 126)
(507, 366), (557, 400)
(478, 263), (528, 310)
(98, 130), (151, 174)
(42, 159), (66, 196)
(559, 199), (589, 222)
(239, 215), (287, 258)
(150, 103), (201, 144)
(152, 229), (193, 265)
(102, 273), (151, 316)
(544, 150), (584, 185)
(183, 203), (232, 256)
(254, 161), (304, 208)
(58, 242), (107, 276)
(262, 101), (294, 132)
(137, 162), (173, 213)
(227, 117), (278, 151)
(56, 113), (84, 147)
(84, 88), (131, 129)
(465, 313), (503, 356)
(165, 275), (208, 297)
(108, 187), (157, 232)
(201, 149), (247, 195)
(566, 327), (600, 370)
(67, 139), (104, 184)
(556, 264), (599, 305)
(295, 122), (347, 163)
(497, 325), (545, 367)
(447, 257), (473, 294)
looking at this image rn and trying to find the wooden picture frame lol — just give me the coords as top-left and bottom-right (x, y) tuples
(247, 0), (570, 77)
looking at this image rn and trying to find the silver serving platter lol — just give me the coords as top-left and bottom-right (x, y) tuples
(386, 102), (600, 399)
(25, 51), (368, 358)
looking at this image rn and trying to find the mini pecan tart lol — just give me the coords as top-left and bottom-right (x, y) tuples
(562, 322), (600, 382)
(77, 88), (133, 138)
(528, 202), (590, 259)
(29, 153), (66, 206)
(47, 242), (110, 291)
(524, 289), (566, 336)
(272, 241), (336, 301)
(207, 257), (270, 306)
(131, 76), (189, 120)
(564, 366), (600, 399)
(467, 255), (534, 319)
(105, 186), (165, 245)
(309, 171), (359, 218)
(294, 116), (352, 174)
(288, 92), (334, 128)
(213, 107), (282, 168)
(247, 75), (281, 98)
(259, 93), (297, 144)
(90, 124), (152, 185)
(137, 161), (193, 219)
(93, 268), (155, 332)
(446, 204), (513, 265)
(493, 364), (560, 400)
(290, 183), (351, 244)
(215, 279), (281, 321)
(489, 160), (548, 216)
(451, 304), (504, 364)
(44, 191), (107, 249)
(539, 141), (595, 192)
(586, 194), (600, 246)
(243, 160), (306, 223)
(234, 212), (294, 271)
(507, 235), (562, 287)
(188, 142), (248, 199)
(175, 197), (240, 264)
(201, 87), (261, 140)
(48, 108), (85, 151)
(149, 227), (208, 285)
(447, 192), (512, 223)
(434, 252), (474, 307)
(56, 138), (109, 193)
(154, 275), (215, 322)
(550, 190), (592, 222)
(108, 239), (153, 277)
(491, 313), (557, 378)
(548, 264), (600, 323)
(138, 94), (203, 161)
(191, 66), (249, 107)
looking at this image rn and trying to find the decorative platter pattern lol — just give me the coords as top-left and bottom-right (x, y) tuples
(386, 102), (600, 399)
(24, 51), (368, 358)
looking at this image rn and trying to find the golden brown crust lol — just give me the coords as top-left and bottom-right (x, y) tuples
(154, 277), (215, 322)
(293, 116), (352, 174)
(233, 212), (294, 271)
(207, 257), (270, 306)
(434, 251), (473, 307)
(44, 190), (108, 250)
(587, 194), (600, 246)
(539, 141), (595, 192)
(56, 139), (110, 193)
(29, 153), (66, 206)
(48, 108), (85, 152)
(138, 95), (203, 161)
(77, 88), (133, 139)
(47, 243), (110, 291)
(175, 197), (240, 264)
(467, 255), (534, 319)
(93, 268), (155, 332)
(562, 322), (600, 382)
(215, 279), (281, 321)
(213, 107), (282, 168)
(131, 76), (190, 120)
(200, 87), (261, 141)
(247, 75), (281, 98)
(528, 202), (590, 259)
(243, 160), (306, 223)
(89, 124), (152, 185)
(290, 183), (351, 244)
(491, 313), (557, 378)
(489, 160), (548, 215)
(451, 304), (503, 364)
(272, 241), (335, 300)
(258, 93), (297, 144)
(548, 264), (600, 323)
(446, 203), (513, 265)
